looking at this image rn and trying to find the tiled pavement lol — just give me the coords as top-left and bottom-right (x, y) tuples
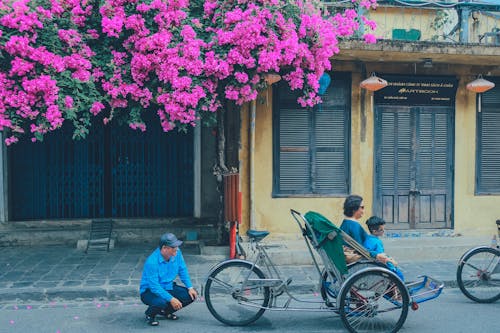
(0, 243), (460, 305)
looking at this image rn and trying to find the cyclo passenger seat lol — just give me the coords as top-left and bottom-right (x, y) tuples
(247, 229), (270, 242)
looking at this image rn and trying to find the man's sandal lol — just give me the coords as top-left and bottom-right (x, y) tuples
(165, 313), (179, 320)
(146, 315), (159, 326)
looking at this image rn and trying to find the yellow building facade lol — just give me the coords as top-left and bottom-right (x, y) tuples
(236, 2), (500, 240)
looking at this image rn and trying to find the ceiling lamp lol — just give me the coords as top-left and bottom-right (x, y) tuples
(423, 58), (433, 68)
(466, 75), (495, 93)
(360, 73), (388, 91)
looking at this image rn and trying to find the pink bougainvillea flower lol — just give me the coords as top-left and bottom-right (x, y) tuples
(0, 0), (378, 142)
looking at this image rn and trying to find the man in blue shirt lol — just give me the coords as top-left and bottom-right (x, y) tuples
(140, 233), (198, 326)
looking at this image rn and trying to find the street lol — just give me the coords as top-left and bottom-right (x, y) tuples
(0, 288), (498, 333)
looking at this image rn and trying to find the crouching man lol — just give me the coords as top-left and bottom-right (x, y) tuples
(140, 233), (198, 326)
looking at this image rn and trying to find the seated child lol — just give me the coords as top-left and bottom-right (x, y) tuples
(364, 216), (404, 281)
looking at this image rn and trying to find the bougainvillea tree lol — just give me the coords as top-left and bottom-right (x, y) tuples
(0, 0), (377, 145)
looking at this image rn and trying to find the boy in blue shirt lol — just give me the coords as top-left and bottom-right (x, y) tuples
(364, 216), (405, 281)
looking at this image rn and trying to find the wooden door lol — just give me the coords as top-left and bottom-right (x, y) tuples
(374, 105), (453, 229)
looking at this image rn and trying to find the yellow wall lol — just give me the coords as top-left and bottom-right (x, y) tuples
(238, 67), (500, 239)
(238, 69), (377, 240)
(455, 77), (500, 235)
(372, 7), (437, 41)
(369, 6), (500, 43)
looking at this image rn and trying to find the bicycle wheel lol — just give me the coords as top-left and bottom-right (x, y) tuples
(204, 260), (270, 326)
(321, 261), (385, 306)
(339, 268), (409, 333)
(457, 246), (500, 303)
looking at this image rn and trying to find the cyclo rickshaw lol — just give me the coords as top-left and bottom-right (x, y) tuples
(203, 210), (444, 333)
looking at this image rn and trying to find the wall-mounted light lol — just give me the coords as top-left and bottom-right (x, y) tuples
(466, 74), (495, 113)
(423, 58), (433, 68)
(360, 73), (388, 91)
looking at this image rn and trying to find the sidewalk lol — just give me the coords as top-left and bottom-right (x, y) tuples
(0, 242), (462, 304)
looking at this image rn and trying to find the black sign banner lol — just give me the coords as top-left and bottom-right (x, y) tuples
(374, 75), (458, 106)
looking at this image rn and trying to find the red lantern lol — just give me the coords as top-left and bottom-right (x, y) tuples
(360, 73), (388, 92)
(466, 75), (495, 93)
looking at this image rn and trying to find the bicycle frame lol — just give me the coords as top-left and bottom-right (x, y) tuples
(231, 237), (342, 312)
(204, 210), (440, 332)
(456, 220), (500, 303)
(459, 245), (500, 274)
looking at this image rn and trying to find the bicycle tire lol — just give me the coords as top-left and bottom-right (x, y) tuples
(204, 260), (270, 326)
(339, 268), (409, 333)
(456, 246), (500, 303)
(320, 260), (385, 306)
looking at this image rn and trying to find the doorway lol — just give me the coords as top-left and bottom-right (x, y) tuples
(374, 105), (454, 229)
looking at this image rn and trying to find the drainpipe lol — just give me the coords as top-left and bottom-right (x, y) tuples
(360, 63), (367, 143)
(0, 136), (6, 223)
(193, 122), (201, 218)
(249, 99), (256, 230)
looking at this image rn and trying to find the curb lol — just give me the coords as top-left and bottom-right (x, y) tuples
(0, 286), (139, 303)
(0, 279), (458, 304)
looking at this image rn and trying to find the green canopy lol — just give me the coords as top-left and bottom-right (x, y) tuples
(304, 211), (348, 275)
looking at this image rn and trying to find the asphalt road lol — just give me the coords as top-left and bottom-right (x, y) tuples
(0, 288), (499, 333)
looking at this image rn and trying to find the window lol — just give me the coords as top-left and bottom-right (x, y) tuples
(272, 72), (351, 196)
(476, 78), (500, 194)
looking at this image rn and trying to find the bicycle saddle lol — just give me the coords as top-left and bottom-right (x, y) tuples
(247, 229), (269, 242)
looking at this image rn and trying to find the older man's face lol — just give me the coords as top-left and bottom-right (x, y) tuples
(160, 245), (178, 260)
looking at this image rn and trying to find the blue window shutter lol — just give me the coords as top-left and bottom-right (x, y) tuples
(418, 109), (449, 191)
(315, 106), (348, 193)
(273, 73), (350, 196)
(477, 81), (500, 194)
(279, 107), (310, 192)
(379, 108), (412, 192)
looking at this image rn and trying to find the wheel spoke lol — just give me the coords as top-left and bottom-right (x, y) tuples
(208, 276), (234, 291)
(339, 269), (409, 333)
(457, 247), (500, 303)
(205, 261), (270, 326)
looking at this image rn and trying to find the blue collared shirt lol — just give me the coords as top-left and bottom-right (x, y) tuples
(139, 247), (193, 301)
(364, 234), (384, 254)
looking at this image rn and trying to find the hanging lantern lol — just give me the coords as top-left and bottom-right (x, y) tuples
(318, 72), (332, 95)
(466, 75), (495, 113)
(466, 75), (495, 93)
(360, 73), (388, 92)
(263, 73), (282, 85)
